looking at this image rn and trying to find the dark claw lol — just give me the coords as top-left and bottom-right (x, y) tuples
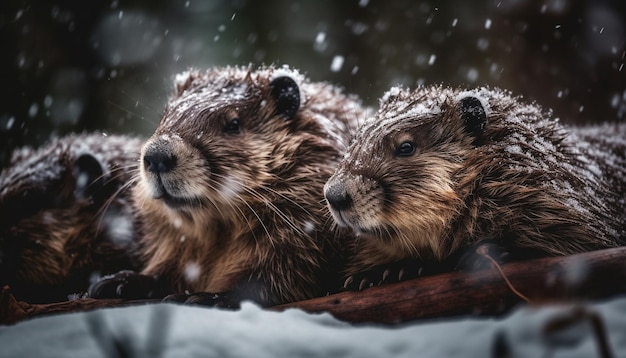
(343, 276), (354, 289)
(358, 278), (371, 291)
(398, 268), (405, 281)
(343, 259), (438, 292)
(382, 268), (391, 282)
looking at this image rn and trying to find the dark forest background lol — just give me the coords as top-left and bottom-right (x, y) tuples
(1, 0), (625, 169)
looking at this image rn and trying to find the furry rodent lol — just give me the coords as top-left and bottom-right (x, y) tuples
(0, 133), (142, 302)
(324, 86), (626, 290)
(89, 65), (368, 306)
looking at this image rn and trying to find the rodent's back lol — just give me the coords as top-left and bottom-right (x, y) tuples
(569, 123), (626, 214)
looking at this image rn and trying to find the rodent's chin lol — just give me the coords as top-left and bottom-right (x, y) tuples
(157, 192), (204, 209)
(140, 172), (204, 209)
(329, 208), (379, 239)
(145, 181), (203, 209)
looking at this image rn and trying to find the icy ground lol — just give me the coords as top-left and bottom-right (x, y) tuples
(2, 296), (626, 357)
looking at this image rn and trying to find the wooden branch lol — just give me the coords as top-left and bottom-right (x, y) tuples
(3, 247), (626, 325)
(0, 286), (147, 325)
(275, 246), (626, 323)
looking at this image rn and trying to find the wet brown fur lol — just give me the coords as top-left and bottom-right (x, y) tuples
(133, 66), (366, 305)
(0, 134), (142, 302)
(326, 86), (626, 276)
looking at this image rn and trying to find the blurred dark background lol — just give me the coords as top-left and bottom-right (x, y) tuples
(1, 0), (625, 169)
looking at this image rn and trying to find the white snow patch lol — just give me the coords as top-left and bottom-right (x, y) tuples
(380, 86), (402, 103)
(466, 68), (479, 82)
(303, 221), (315, 234)
(330, 55), (344, 72)
(172, 216), (183, 229)
(313, 32), (328, 52)
(28, 103), (39, 118)
(454, 89), (492, 116)
(103, 212), (135, 246)
(174, 71), (192, 90)
(184, 262), (201, 283)
(315, 32), (326, 44)
(505, 144), (523, 155)
(428, 54), (436, 66)
(44, 95), (53, 108)
(219, 175), (243, 201)
(477, 38), (489, 51)
(75, 172), (90, 195)
(269, 66), (304, 85)
(5, 116), (15, 130)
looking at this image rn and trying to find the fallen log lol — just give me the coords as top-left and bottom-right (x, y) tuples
(276, 246), (626, 323)
(2, 246), (626, 325)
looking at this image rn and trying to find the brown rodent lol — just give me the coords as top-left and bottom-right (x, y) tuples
(324, 85), (626, 290)
(89, 65), (368, 306)
(0, 133), (142, 303)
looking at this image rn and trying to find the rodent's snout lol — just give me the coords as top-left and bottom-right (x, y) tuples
(324, 174), (385, 233)
(142, 143), (177, 174)
(324, 182), (353, 211)
(138, 137), (205, 205)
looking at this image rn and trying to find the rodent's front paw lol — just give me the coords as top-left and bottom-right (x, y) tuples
(163, 292), (240, 309)
(344, 259), (433, 291)
(88, 270), (160, 300)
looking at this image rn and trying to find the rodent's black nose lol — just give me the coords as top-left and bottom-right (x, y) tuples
(143, 149), (177, 174)
(325, 183), (352, 211)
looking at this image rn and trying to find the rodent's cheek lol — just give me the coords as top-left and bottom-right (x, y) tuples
(162, 158), (211, 197)
(382, 173), (461, 239)
(215, 173), (245, 202)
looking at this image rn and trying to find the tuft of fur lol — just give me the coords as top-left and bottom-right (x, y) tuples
(0, 133), (142, 303)
(122, 65), (367, 305)
(325, 85), (626, 278)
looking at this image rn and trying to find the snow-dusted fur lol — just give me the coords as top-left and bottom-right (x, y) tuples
(126, 65), (366, 305)
(0, 134), (142, 302)
(325, 86), (626, 277)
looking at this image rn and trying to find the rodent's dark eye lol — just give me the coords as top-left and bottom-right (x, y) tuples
(395, 141), (416, 157)
(223, 118), (241, 134)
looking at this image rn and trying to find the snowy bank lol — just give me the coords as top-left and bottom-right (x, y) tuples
(2, 296), (625, 357)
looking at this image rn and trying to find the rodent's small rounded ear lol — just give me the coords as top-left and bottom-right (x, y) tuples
(73, 153), (106, 201)
(458, 96), (487, 138)
(270, 76), (301, 119)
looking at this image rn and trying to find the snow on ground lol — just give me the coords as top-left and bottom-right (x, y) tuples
(2, 296), (626, 357)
